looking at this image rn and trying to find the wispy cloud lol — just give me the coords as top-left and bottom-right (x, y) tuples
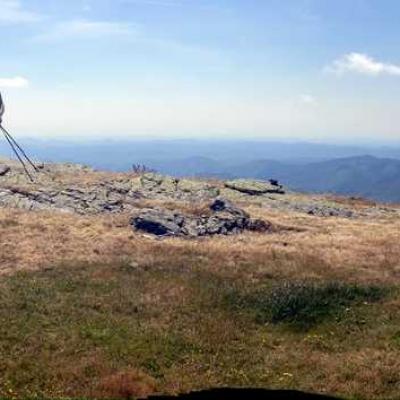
(32, 19), (137, 42)
(299, 94), (317, 105)
(0, 0), (42, 24)
(326, 52), (400, 76)
(31, 17), (218, 61)
(0, 76), (29, 88)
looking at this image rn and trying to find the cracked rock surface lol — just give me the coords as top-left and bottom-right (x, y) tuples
(131, 198), (272, 237)
(0, 158), (397, 220)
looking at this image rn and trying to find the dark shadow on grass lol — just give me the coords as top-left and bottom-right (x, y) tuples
(225, 280), (390, 331)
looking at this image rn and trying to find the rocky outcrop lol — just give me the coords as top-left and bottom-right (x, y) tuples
(140, 173), (179, 194)
(131, 198), (271, 237)
(0, 183), (142, 214)
(302, 205), (354, 218)
(225, 179), (285, 195)
(177, 178), (220, 199)
(132, 209), (186, 236)
(139, 173), (220, 200)
(266, 199), (354, 218)
(0, 171), (219, 214)
(0, 163), (365, 219)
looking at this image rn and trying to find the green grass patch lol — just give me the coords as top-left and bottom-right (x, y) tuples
(225, 281), (389, 330)
(0, 263), (199, 398)
(0, 262), (396, 399)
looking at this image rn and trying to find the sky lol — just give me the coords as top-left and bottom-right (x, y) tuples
(1, 0), (400, 143)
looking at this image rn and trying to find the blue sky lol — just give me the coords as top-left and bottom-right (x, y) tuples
(1, 0), (400, 142)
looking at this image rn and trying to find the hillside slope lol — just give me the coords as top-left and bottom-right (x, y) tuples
(0, 160), (399, 399)
(227, 155), (400, 202)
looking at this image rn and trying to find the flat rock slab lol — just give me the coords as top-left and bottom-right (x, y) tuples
(303, 205), (354, 218)
(225, 179), (285, 195)
(140, 172), (220, 200)
(0, 171), (220, 215)
(0, 182), (142, 214)
(131, 198), (271, 237)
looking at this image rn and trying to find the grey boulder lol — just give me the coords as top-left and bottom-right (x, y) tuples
(132, 208), (186, 236)
(131, 198), (271, 237)
(225, 179), (285, 195)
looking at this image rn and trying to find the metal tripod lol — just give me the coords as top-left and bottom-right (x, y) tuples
(0, 124), (39, 182)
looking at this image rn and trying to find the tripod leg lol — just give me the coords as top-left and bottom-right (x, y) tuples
(0, 125), (39, 172)
(1, 129), (34, 182)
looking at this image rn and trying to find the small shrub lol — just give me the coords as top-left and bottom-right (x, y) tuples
(227, 281), (388, 330)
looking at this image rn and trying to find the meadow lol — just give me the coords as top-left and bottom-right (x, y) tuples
(0, 197), (400, 399)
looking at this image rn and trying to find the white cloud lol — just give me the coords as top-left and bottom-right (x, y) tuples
(0, 0), (41, 24)
(33, 19), (137, 42)
(299, 94), (316, 105)
(0, 76), (29, 88)
(327, 52), (400, 76)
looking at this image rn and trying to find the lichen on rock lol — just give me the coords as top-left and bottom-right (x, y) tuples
(225, 179), (285, 195)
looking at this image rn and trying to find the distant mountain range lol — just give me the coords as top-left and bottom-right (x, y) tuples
(0, 138), (400, 202)
(229, 155), (400, 202)
(146, 155), (400, 203)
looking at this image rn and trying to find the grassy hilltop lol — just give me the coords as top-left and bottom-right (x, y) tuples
(0, 160), (399, 399)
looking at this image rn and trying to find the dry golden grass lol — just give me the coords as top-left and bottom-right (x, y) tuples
(1, 201), (400, 285)
(94, 369), (157, 399)
(325, 194), (378, 208)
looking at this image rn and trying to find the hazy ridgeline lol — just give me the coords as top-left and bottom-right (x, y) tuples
(1, 138), (400, 202)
